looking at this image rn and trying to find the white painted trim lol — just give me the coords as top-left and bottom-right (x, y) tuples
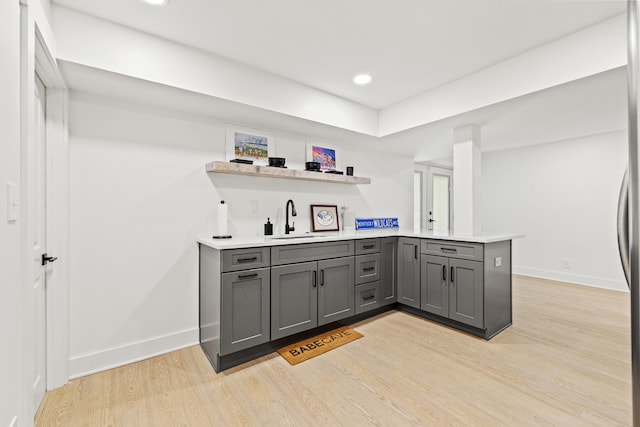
(20, 3), (70, 423)
(514, 266), (628, 292)
(34, 15), (70, 392)
(69, 328), (199, 379)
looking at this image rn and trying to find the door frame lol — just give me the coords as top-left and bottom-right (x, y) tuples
(20, 0), (69, 420)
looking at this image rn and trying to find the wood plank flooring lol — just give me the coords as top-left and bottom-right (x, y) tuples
(36, 275), (632, 426)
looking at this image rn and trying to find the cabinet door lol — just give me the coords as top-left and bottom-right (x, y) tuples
(448, 258), (484, 328)
(379, 237), (397, 305)
(221, 268), (270, 355)
(397, 237), (420, 308)
(271, 262), (318, 340)
(420, 255), (449, 317)
(318, 257), (355, 326)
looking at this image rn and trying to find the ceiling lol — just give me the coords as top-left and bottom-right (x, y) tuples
(51, 0), (626, 109)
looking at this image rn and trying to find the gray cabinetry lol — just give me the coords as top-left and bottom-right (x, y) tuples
(354, 238), (383, 314)
(397, 237), (420, 308)
(420, 254), (484, 328)
(221, 268), (270, 354)
(318, 257), (355, 325)
(271, 262), (318, 340)
(199, 245), (272, 371)
(271, 242), (355, 340)
(379, 237), (397, 306)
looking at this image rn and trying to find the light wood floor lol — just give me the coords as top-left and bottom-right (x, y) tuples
(36, 275), (632, 426)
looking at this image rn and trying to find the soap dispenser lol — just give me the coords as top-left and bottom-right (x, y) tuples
(264, 218), (273, 236)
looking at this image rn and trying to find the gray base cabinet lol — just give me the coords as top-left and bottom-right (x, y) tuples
(397, 237), (420, 308)
(421, 255), (484, 329)
(270, 241), (355, 340)
(200, 236), (512, 373)
(380, 237), (398, 306)
(416, 239), (511, 335)
(221, 268), (271, 354)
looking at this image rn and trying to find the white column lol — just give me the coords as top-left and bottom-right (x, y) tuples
(453, 125), (481, 236)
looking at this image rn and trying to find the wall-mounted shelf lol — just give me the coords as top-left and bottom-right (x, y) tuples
(206, 161), (371, 184)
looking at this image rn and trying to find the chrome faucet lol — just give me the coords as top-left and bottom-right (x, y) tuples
(285, 199), (297, 234)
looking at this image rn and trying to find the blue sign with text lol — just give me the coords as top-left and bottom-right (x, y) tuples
(355, 218), (399, 230)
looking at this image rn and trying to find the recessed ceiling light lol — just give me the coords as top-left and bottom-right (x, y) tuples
(353, 74), (372, 85)
(143, 0), (168, 5)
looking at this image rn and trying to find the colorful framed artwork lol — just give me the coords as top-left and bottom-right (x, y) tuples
(226, 125), (275, 165)
(310, 205), (340, 232)
(306, 140), (339, 171)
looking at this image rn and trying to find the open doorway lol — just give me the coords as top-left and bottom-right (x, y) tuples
(414, 163), (453, 233)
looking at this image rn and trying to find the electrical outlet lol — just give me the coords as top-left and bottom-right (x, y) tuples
(6, 182), (17, 223)
(562, 258), (571, 269)
(249, 200), (258, 215)
(494, 257), (502, 267)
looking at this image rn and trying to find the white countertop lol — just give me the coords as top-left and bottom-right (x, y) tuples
(197, 229), (523, 250)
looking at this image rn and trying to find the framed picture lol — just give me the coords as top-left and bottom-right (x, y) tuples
(226, 125), (275, 165)
(306, 140), (339, 171)
(310, 205), (340, 232)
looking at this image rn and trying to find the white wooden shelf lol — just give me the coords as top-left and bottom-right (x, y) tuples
(206, 161), (371, 184)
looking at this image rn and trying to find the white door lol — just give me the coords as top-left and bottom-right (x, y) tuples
(32, 74), (47, 411)
(426, 165), (453, 233)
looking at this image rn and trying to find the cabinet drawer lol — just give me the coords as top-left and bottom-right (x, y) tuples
(421, 240), (484, 261)
(355, 282), (380, 314)
(271, 240), (355, 265)
(222, 247), (270, 272)
(355, 238), (380, 255)
(355, 253), (380, 285)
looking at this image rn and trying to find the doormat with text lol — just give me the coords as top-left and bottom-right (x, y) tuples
(277, 327), (363, 366)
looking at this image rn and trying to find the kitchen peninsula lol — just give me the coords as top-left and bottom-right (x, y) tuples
(198, 230), (521, 372)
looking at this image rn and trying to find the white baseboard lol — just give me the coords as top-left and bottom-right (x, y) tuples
(8, 416), (17, 427)
(514, 265), (628, 292)
(69, 327), (199, 379)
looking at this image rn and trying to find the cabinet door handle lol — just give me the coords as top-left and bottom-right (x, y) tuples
(442, 265), (446, 282)
(237, 257), (258, 263)
(320, 269), (325, 286)
(238, 273), (258, 280)
(312, 270), (317, 288)
(450, 266), (454, 283)
(414, 245), (418, 260)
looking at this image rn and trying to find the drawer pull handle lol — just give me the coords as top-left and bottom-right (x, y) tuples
(362, 267), (375, 272)
(238, 273), (258, 280)
(237, 257), (258, 263)
(363, 295), (375, 301)
(441, 247), (457, 253)
(362, 245), (376, 249)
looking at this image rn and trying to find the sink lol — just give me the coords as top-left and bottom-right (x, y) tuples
(268, 234), (320, 240)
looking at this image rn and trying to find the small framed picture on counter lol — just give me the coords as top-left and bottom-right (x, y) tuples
(310, 204), (340, 232)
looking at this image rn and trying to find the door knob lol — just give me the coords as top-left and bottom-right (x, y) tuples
(42, 253), (58, 266)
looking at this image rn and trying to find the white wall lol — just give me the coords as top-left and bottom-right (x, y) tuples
(0, 1), (22, 426)
(482, 130), (628, 291)
(68, 92), (413, 377)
